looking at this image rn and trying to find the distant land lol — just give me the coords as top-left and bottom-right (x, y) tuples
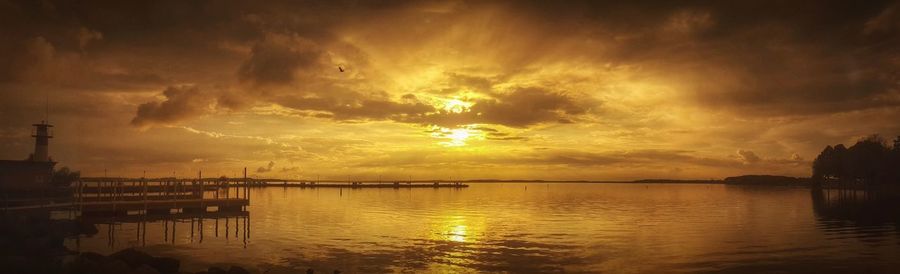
(474, 176), (809, 186)
(80, 175), (810, 186)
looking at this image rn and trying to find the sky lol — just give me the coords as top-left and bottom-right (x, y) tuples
(1, 0), (899, 181)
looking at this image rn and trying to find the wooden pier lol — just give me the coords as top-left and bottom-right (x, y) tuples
(2, 171), (472, 216)
(80, 210), (249, 224)
(254, 181), (469, 188)
(73, 173), (250, 216)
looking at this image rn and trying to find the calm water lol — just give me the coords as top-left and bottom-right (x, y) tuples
(65, 183), (900, 273)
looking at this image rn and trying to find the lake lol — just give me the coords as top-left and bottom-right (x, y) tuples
(65, 183), (900, 273)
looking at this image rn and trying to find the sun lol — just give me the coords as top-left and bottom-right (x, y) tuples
(443, 99), (473, 113)
(431, 126), (477, 147)
(447, 128), (470, 145)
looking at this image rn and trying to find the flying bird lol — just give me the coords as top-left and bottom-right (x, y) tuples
(338, 66), (345, 72)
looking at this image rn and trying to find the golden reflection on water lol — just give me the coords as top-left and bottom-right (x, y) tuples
(65, 183), (900, 273)
(434, 214), (484, 243)
(445, 223), (467, 242)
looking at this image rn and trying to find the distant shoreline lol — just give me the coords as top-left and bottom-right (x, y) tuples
(79, 175), (808, 186)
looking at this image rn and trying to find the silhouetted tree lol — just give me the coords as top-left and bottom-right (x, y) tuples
(833, 144), (848, 180)
(51, 166), (80, 187)
(811, 135), (898, 186)
(888, 136), (900, 183)
(812, 145), (835, 184)
(812, 144), (848, 183)
(849, 136), (885, 183)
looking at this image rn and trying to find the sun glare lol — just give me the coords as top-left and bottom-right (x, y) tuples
(431, 126), (478, 147)
(448, 128), (470, 144)
(443, 99), (473, 113)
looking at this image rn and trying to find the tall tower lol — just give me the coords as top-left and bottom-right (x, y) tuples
(31, 121), (53, 162)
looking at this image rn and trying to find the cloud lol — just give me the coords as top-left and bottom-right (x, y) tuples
(131, 85), (215, 128)
(125, 9), (602, 129)
(734, 149), (808, 167)
(737, 149), (761, 164)
(238, 35), (326, 87)
(147, 31), (442, 124)
(405, 87), (596, 128)
(2, 0), (898, 180)
(663, 9), (715, 35)
(353, 148), (744, 173)
(75, 27), (103, 50)
(277, 96), (435, 121)
(469, 88), (594, 127)
(257, 161), (275, 173)
(0, 36), (55, 82)
(864, 3), (900, 35)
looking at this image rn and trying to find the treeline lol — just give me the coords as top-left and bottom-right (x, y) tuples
(812, 135), (900, 186)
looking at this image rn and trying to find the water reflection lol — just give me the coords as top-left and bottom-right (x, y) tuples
(267, 238), (583, 273)
(69, 211), (250, 253)
(65, 184), (900, 273)
(811, 188), (900, 235)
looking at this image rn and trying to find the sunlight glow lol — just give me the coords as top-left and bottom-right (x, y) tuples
(443, 99), (473, 113)
(447, 225), (468, 242)
(436, 128), (470, 147)
(431, 125), (484, 147)
(448, 128), (470, 145)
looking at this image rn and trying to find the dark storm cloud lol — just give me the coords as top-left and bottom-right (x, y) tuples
(469, 88), (593, 127)
(737, 149), (761, 164)
(238, 35), (325, 87)
(277, 96), (435, 121)
(404, 87), (595, 128)
(520, 0), (900, 116)
(131, 85), (214, 128)
(4, 0), (900, 127)
(226, 32), (438, 120)
(91, 0), (600, 128)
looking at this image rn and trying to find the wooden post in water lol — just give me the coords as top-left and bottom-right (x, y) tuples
(173, 179), (178, 211)
(224, 171), (230, 208)
(78, 180), (84, 213)
(242, 167), (247, 210)
(199, 170), (204, 209)
(243, 167), (249, 204)
(112, 180), (117, 212)
(214, 177), (219, 200)
(142, 176), (147, 213)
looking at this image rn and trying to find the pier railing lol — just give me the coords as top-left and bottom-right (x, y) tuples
(2, 174), (469, 214)
(73, 177), (250, 215)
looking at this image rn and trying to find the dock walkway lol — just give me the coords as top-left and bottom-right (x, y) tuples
(71, 177), (250, 215)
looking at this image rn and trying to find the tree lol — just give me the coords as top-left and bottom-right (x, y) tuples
(833, 144), (848, 181)
(811, 135), (897, 186)
(888, 136), (900, 184)
(812, 145), (834, 183)
(846, 135), (889, 184)
(51, 167), (81, 187)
